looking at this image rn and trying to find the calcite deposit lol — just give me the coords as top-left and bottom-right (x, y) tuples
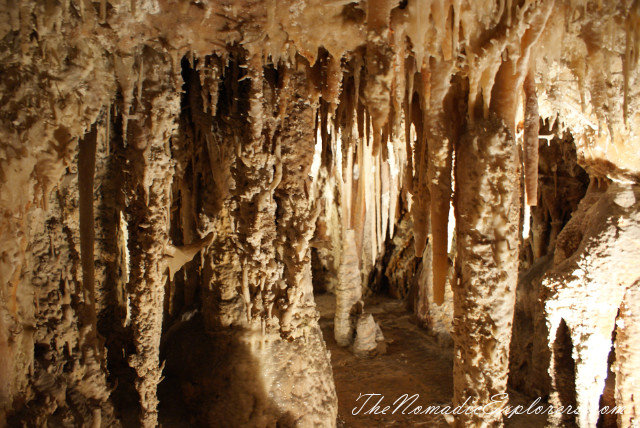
(1, 0), (639, 427)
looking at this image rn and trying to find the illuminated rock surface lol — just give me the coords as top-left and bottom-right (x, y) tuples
(0, 1), (639, 427)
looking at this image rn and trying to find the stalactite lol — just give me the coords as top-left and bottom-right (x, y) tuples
(78, 123), (99, 348)
(352, 126), (367, 258)
(380, 155), (390, 246)
(411, 90), (429, 258)
(124, 50), (180, 428)
(93, 108), (133, 425)
(176, 176), (197, 307)
(403, 58), (416, 195)
(364, 0), (394, 158)
(425, 61), (455, 306)
(374, 152), (383, 256)
(623, 1), (640, 125)
(342, 131), (354, 238)
(489, 0), (554, 134)
(364, 119), (377, 269)
(165, 232), (213, 281)
(523, 68), (540, 206)
(114, 55), (136, 142)
(387, 136), (399, 240)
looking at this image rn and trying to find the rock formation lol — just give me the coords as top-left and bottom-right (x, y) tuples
(1, 0), (639, 427)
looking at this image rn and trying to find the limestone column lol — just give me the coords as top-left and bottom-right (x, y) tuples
(189, 54), (337, 427)
(124, 49), (180, 428)
(615, 281), (640, 428)
(453, 118), (521, 427)
(544, 183), (640, 428)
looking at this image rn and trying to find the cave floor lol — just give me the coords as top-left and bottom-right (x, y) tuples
(315, 293), (548, 428)
(316, 293), (452, 427)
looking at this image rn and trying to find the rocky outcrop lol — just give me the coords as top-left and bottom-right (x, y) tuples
(543, 182), (640, 428)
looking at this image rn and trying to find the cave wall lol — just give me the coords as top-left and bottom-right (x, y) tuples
(543, 181), (640, 428)
(1, 0), (640, 427)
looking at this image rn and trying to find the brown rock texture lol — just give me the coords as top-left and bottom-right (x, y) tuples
(1, 0), (640, 427)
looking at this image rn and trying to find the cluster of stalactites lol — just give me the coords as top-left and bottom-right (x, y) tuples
(94, 0), (640, 318)
(302, 0), (562, 304)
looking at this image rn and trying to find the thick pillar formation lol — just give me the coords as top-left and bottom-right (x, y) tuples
(615, 281), (640, 428)
(544, 182), (640, 428)
(453, 118), (521, 427)
(124, 49), (180, 428)
(5, 119), (118, 427)
(174, 57), (337, 427)
(271, 68), (338, 425)
(273, 70), (324, 328)
(0, 7), (115, 422)
(451, 4), (553, 423)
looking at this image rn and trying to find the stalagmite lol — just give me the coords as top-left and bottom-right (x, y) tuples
(335, 229), (362, 347)
(353, 314), (378, 357)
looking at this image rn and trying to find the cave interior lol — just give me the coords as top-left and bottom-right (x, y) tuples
(1, 0), (640, 427)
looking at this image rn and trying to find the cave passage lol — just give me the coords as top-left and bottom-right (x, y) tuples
(1, 1), (640, 428)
